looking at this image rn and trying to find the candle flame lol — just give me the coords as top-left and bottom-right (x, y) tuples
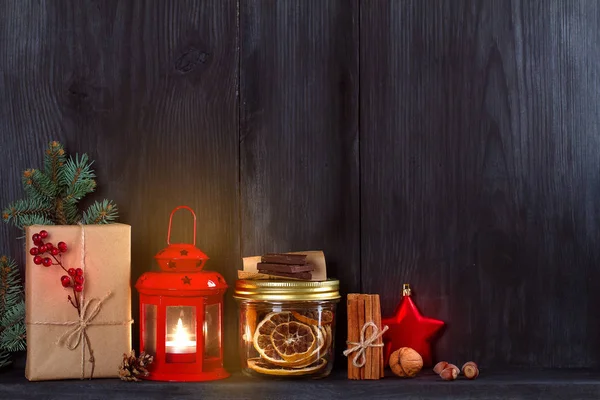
(173, 317), (190, 344)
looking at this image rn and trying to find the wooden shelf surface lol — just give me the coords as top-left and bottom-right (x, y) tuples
(1, 367), (600, 399)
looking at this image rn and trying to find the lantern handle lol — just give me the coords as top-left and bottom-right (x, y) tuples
(167, 205), (197, 246)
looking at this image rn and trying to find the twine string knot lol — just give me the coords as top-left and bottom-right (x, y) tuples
(60, 292), (112, 351)
(343, 322), (389, 368)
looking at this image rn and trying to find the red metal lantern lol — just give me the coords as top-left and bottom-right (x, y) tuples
(135, 206), (229, 381)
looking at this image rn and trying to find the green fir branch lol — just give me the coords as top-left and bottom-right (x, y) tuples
(62, 199), (80, 225)
(0, 256), (26, 366)
(0, 271), (21, 316)
(3, 141), (118, 230)
(13, 214), (55, 228)
(53, 197), (67, 225)
(59, 154), (97, 200)
(0, 300), (24, 328)
(43, 141), (66, 185)
(1, 257), (22, 316)
(2, 198), (53, 230)
(21, 169), (58, 201)
(0, 301), (26, 352)
(82, 200), (118, 225)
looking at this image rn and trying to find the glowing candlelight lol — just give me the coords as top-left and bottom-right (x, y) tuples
(166, 317), (196, 354)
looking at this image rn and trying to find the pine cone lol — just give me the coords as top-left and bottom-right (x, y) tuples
(118, 350), (154, 382)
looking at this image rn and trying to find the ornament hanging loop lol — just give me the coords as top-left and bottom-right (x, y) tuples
(402, 283), (411, 296)
(167, 206), (197, 246)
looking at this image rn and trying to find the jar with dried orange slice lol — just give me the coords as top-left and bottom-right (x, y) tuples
(234, 279), (340, 378)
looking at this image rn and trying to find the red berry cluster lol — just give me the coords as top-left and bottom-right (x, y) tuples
(29, 230), (85, 300)
(62, 267), (85, 292)
(30, 229), (68, 268)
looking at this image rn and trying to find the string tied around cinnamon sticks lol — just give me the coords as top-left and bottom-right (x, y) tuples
(343, 322), (389, 368)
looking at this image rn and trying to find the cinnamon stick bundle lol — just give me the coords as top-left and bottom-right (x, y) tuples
(347, 294), (359, 379)
(346, 293), (384, 380)
(365, 295), (373, 379)
(357, 295), (366, 379)
(374, 295), (384, 378)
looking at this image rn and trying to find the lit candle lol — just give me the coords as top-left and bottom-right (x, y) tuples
(165, 317), (196, 354)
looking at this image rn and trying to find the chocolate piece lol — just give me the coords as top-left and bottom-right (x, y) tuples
(256, 270), (312, 280)
(261, 253), (307, 265)
(238, 271), (306, 281)
(257, 262), (314, 273)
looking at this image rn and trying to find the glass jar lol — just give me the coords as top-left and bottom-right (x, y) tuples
(234, 279), (340, 379)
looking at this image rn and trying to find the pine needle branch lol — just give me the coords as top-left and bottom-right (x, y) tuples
(59, 154), (97, 200)
(0, 256), (26, 365)
(0, 301), (26, 352)
(44, 141), (66, 185)
(2, 199), (53, 230)
(21, 169), (58, 201)
(2, 141), (118, 230)
(82, 200), (118, 225)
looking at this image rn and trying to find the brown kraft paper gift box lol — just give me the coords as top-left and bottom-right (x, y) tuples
(24, 224), (132, 381)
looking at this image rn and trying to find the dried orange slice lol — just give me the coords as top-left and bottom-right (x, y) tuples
(247, 357), (327, 376)
(291, 309), (333, 326)
(256, 326), (325, 369)
(283, 325), (326, 368)
(271, 321), (317, 362)
(253, 312), (292, 365)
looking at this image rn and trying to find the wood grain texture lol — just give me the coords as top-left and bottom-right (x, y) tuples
(3, 366), (600, 400)
(360, 0), (600, 367)
(1, 0), (600, 373)
(0, 0), (240, 368)
(239, 0), (360, 366)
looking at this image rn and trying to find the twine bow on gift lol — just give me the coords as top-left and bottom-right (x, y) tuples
(61, 292), (112, 350)
(59, 291), (132, 379)
(343, 322), (389, 368)
(30, 292), (133, 379)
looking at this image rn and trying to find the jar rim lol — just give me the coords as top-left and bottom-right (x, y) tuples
(233, 278), (340, 301)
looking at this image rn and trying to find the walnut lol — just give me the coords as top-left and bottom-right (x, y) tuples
(389, 347), (423, 378)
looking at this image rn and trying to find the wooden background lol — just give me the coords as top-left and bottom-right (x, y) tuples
(1, 0), (599, 370)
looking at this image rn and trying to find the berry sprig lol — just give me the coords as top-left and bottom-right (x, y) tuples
(29, 229), (84, 312)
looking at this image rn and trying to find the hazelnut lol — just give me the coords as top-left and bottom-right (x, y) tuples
(433, 361), (448, 375)
(462, 361), (479, 379)
(440, 366), (458, 381)
(389, 347), (423, 378)
(447, 363), (460, 375)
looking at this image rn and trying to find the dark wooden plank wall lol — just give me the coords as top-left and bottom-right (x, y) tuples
(361, 0), (600, 367)
(1, 0), (599, 370)
(0, 0), (240, 367)
(239, 0), (359, 363)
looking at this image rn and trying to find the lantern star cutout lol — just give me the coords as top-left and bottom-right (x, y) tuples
(181, 276), (192, 285)
(382, 284), (444, 367)
(168, 260), (176, 269)
(180, 250), (188, 256)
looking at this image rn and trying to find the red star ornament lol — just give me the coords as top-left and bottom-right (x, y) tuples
(382, 284), (444, 367)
